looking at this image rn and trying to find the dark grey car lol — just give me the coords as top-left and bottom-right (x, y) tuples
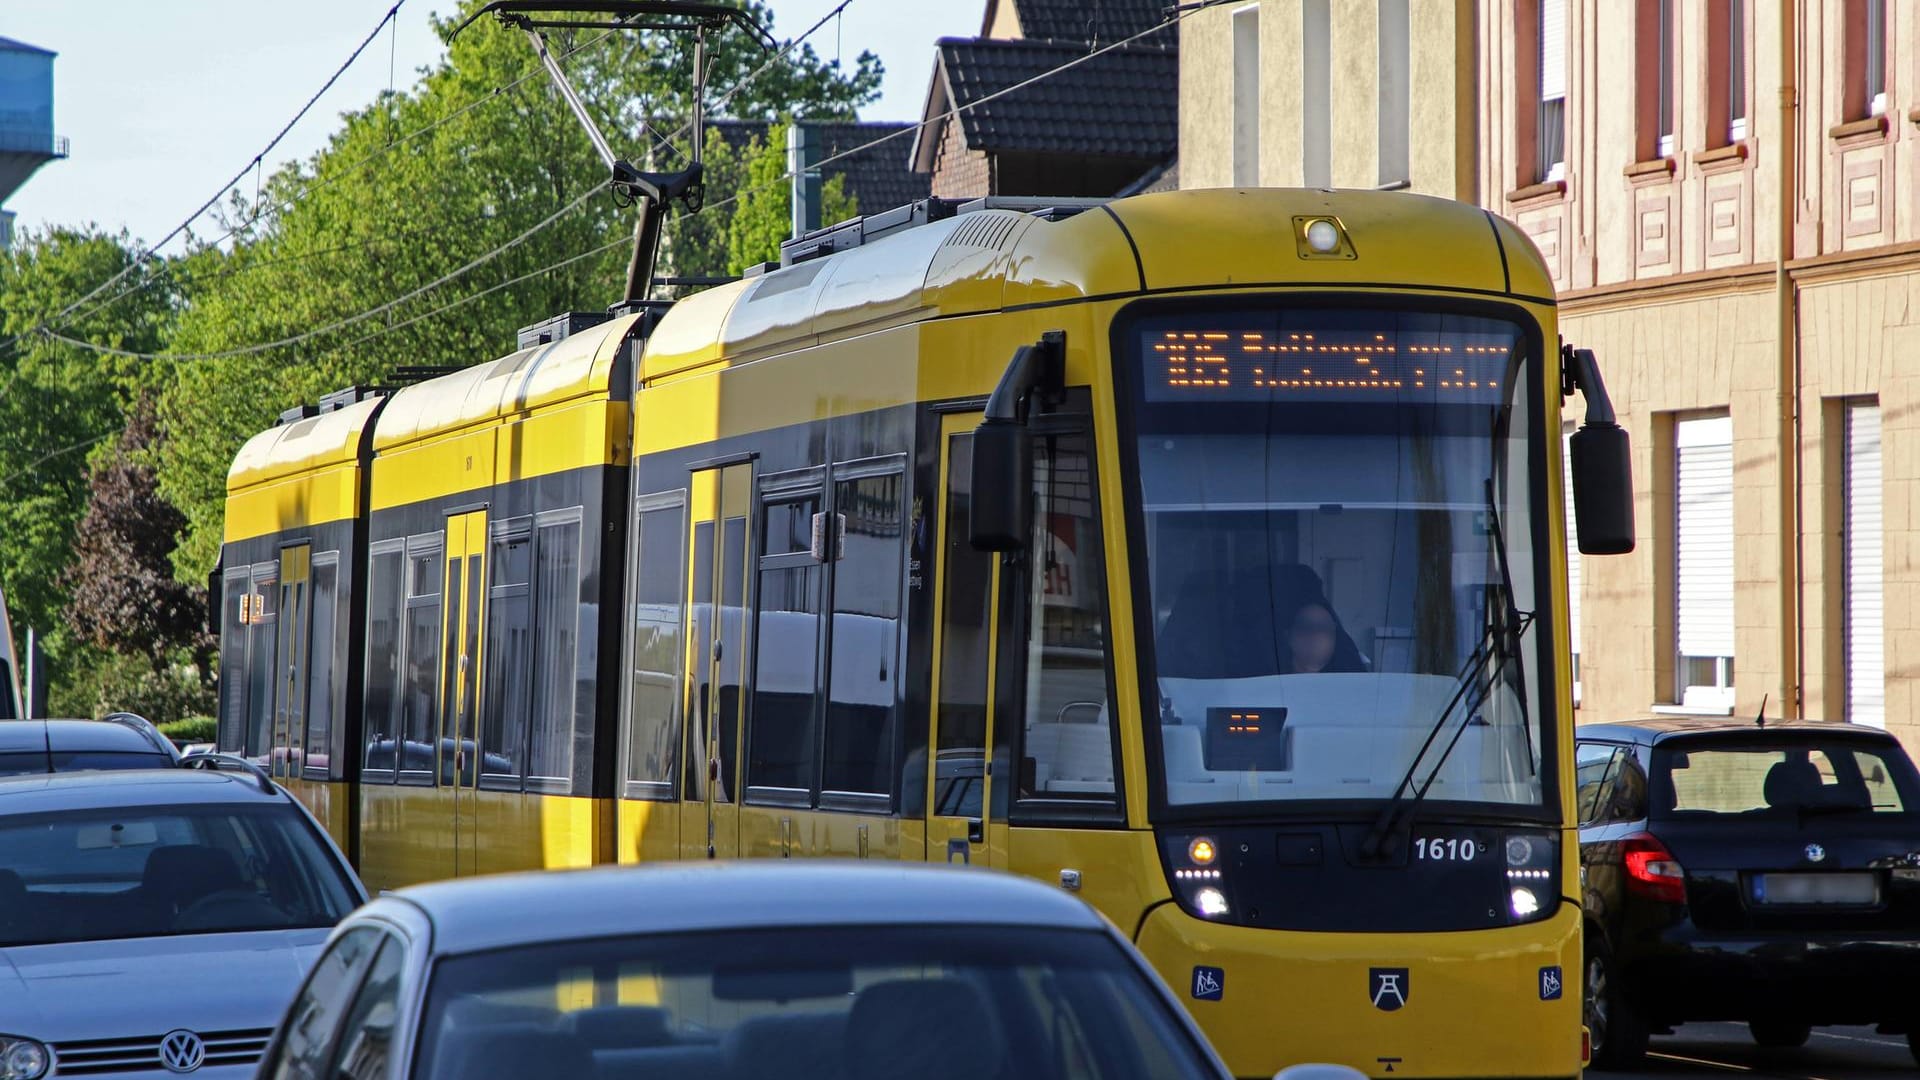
(0, 715), (180, 776)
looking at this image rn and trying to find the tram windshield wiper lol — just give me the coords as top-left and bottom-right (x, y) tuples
(1360, 479), (1534, 861)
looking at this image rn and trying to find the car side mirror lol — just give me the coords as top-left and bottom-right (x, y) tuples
(1565, 347), (1635, 555)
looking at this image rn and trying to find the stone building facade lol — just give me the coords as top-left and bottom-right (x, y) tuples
(1179, 1), (1920, 752)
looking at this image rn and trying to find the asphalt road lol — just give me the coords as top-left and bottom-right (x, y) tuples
(1585, 1024), (1914, 1079)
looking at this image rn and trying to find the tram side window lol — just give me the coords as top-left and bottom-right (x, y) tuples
(1016, 432), (1118, 809)
(749, 493), (822, 796)
(823, 471), (905, 798)
(362, 547), (403, 777)
(304, 558), (339, 778)
(399, 544), (442, 781)
(245, 574), (279, 762)
(528, 517), (582, 787)
(626, 498), (685, 798)
(936, 435), (994, 820)
(219, 569), (251, 752)
(482, 527), (532, 785)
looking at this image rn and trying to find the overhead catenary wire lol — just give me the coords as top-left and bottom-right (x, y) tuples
(29, 3), (409, 337)
(48, 0), (1189, 368)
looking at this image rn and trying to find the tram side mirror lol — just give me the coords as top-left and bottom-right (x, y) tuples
(969, 417), (1031, 552)
(1565, 347), (1635, 555)
(970, 332), (1064, 552)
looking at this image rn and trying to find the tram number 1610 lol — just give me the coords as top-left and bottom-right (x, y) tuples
(1414, 837), (1479, 862)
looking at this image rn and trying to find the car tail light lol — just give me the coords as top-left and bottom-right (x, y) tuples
(1623, 832), (1686, 904)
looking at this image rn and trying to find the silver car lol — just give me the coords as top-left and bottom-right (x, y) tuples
(256, 862), (1239, 1080)
(0, 759), (366, 1079)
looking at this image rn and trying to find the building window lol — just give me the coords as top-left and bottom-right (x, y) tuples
(1232, 4), (1260, 187)
(1538, 0), (1567, 181)
(1866, 0), (1888, 117)
(1377, 0), (1410, 187)
(1727, 0), (1746, 140)
(1655, 0), (1674, 156)
(1301, 0), (1331, 188)
(1562, 424), (1582, 706)
(1844, 401), (1884, 728)
(1675, 416), (1734, 711)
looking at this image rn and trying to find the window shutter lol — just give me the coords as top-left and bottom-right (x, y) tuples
(1675, 416), (1735, 663)
(1845, 403), (1884, 727)
(1540, 0), (1568, 101)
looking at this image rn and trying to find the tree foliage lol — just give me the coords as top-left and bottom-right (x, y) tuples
(1, 0), (881, 713)
(158, 0), (880, 575)
(725, 121), (858, 274)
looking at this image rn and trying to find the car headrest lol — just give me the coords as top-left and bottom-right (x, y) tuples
(141, 845), (244, 908)
(845, 979), (998, 1080)
(570, 1005), (671, 1049)
(725, 1011), (845, 1080)
(1763, 758), (1823, 809)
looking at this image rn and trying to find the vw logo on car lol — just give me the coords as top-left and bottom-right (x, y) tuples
(1805, 843), (1827, 863)
(159, 1029), (205, 1074)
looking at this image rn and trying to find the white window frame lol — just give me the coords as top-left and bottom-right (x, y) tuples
(1669, 415), (1735, 714)
(1562, 424), (1582, 707)
(1538, 0), (1568, 181)
(1232, 4), (1261, 187)
(1844, 401), (1884, 728)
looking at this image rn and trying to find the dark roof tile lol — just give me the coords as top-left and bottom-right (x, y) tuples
(935, 38), (1177, 159)
(1010, 0), (1170, 46)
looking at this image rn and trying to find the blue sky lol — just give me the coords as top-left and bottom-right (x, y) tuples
(2, 0), (978, 245)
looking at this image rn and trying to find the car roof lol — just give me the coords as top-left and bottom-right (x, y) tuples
(0, 768), (288, 814)
(379, 862), (1109, 957)
(1576, 716), (1903, 747)
(0, 718), (172, 755)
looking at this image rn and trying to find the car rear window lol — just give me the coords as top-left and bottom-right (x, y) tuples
(0, 750), (174, 777)
(1651, 738), (1920, 818)
(0, 803), (360, 946)
(413, 925), (1214, 1080)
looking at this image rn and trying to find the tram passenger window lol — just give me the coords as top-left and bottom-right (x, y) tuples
(399, 546), (441, 781)
(626, 499), (685, 797)
(750, 495), (821, 795)
(304, 558), (339, 778)
(684, 522), (715, 803)
(823, 472), (905, 798)
(1016, 433), (1117, 806)
(219, 568), (250, 752)
(936, 435), (993, 818)
(245, 574), (278, 762)
(716, 515), (747, 802)
(362, 548), (403, 776)
(483, 530), (532, 784)
(528, 518), (582, 786)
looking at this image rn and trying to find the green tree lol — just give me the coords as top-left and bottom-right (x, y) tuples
(157, 0), (880, 577)
(0, 227), (177, 674)
(725, 121), (857, 274)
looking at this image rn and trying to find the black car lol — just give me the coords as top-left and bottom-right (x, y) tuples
(1575, 717), (1920, 1067)
(0, 714), (182, 776)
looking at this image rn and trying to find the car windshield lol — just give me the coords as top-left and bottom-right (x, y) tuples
(1651, 738), (1920, 818)
(0, 750), (175, 777)
(1122, 302), (1552, 813)
(413, 925), (1214, 1080)
(0, 803), (358, 946)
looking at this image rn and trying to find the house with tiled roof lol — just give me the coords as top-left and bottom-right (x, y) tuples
(910, 0), (1177, 200)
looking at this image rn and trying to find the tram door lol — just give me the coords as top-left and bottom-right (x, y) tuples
(926, 415), (999, 868)
(440, 510), (488, 877)
(683, 462), (753, 860)
(270, 545), (311, 780)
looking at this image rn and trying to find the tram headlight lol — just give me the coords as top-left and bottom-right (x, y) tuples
(1504, 829), (1559, 924)
(0, 1036), (49, 1080)
(1163, 833), (1233, 921)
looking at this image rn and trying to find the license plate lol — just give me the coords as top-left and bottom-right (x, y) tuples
(1753, 872), (1879, 905)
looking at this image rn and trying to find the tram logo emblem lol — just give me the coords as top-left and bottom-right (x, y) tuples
(1369, 967), (1409, 1011)
(1538, 965), (1563, 1001)
(1191, 966), (1225, 1001)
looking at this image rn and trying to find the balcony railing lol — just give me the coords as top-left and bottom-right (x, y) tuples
(0, 127), (67, 157)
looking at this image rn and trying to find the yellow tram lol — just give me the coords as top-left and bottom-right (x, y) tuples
(219, 186), (1636, 1078)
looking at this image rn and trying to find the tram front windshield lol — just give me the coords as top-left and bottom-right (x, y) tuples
(1123, 303), (1551, 814)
